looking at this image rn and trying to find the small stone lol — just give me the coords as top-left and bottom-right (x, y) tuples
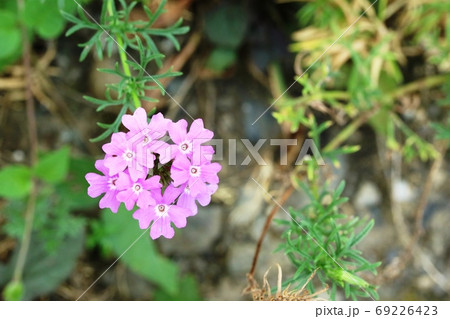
(12, 150), (25, 162)
(159, 205), (222, 255)
(392, 179), (415, 203)
(354, 181), (381, 208)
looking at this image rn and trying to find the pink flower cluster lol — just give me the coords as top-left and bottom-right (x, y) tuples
(85, 108), (221, 239)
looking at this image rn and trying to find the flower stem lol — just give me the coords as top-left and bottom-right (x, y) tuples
(107, 0), (141, 109)
(12, 0), (38, 285)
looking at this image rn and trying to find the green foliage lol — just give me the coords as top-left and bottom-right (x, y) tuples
(204, 3), (248, 71)
(273, 0), (450, 301)
(89, 206), (201, 300)
(431, 117), (450, 141)
(153, 275), (201, 301)
(0, 0), (83, 70)
(283, 0), (449, 163)
(0, 165), (32, 199)
(21, 0), (79, 39)
(1, 152), (96, 251)
(62, 0), (189, 141)
(276, 179), (379, 300)
(0, 151), (97, 299)
(205, 4), (248, 48)
(0, 229), (84, 300)
(34, 146), (70, 184)
(0, 10), (21, 63)
(206, 47), (237, 72)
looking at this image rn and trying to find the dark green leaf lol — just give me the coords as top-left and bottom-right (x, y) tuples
(204, 4), (249, 48)
(0, 230), (84, 300)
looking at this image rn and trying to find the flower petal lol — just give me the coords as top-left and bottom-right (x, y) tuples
(137, 190), (156, 208)
(99, 190), (121, 212)
(150, 217), (174, 239)
(187, 119), (213, 141)
(122, 107), (148, 132)
(170, 168), (189, 186)
(168, 205), (189, 228)
(133, 207), (154, 229)
(104, 156), (127, 176)
(177, 192), (198, 216)
(149, 113), (170, 138)
(201, 162), (221, 184)
(85, 173), (108, 198)
(162, 185), (181, 204)
(94, 159), (110, 176)
(168, 119), (188, 144)
(117, 189), (137, 210)
(102, 132), (127, 155)
(143, 175), (161, 190)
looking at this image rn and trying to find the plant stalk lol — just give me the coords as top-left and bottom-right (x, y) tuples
(107, 0), (141, 109)
(248, 185), (294, 278)
(12, 0), (38, 285)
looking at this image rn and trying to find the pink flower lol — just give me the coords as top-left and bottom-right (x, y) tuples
(168, 119), (214, 163)
(132, 185), (190, 239)
(102, 132), (149, 181)
(171, 155), (221, 197)
(86, 108), (221, 240)
(177, 183), (218, 216)
(123, 109), (173, 166)
(122, 109), (169, 143)
(116, 171), (162, 210)
(85, 159), (121, 213)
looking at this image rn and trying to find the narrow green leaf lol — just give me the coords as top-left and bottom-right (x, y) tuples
(351, 219), (375, 247)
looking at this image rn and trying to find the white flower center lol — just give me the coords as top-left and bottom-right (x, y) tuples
(179, 140), (192, 154)
(108, 178), (118, 190)
(122, 149), (135, 162)
(143, 135), (151, 145)
(154, 204), (169, 217)
(189, 166), (201, 177)
(132, 183), (143, 194)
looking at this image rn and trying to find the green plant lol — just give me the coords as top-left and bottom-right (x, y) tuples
(0, 0), (84, 70)
(204, 3), (249, 72)
(62, 0), (189, 141)
(88, 206), (200, 300)
(0, 149), (96, 300)
(277, 176), (380, 300)
(254, 0), (449, 300)
(61, 0), (200, 300)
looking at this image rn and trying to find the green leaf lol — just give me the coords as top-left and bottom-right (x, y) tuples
(350, 219), (375, 247)
(0, 165), (32, 199)
(154, 275), (201, 301)
(0, 10), (21, 61)
(206, 47), (237, 71)
(204, 4), (249, 49)
(34, 147), (70, 184)
(334, 181), (346, 199)
(22, 0), (67, 39)
(94, 206), (180, 296)
(57, 157), (98, 210)
(0, 230), (84, 300)
(35, 12), (65, 39)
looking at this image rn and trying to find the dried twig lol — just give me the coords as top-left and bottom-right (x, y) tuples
(248, 184), (294, 278)
(245, 264), (328, 301)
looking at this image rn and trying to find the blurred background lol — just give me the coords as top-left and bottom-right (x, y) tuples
(0, 0), (449, 300)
